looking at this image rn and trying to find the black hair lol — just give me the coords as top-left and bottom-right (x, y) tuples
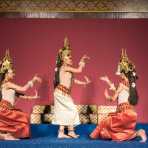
(0, 69), (8, 99)
(122, 70), (139, 106)
(53, 54), (63, 88)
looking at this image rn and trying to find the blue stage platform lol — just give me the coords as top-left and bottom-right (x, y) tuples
(0, 124), (147, 148)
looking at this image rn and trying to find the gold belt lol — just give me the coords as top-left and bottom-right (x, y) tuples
(0, 99), (13, 110)
(56, 84), (71, 95)
(117, 102), (132, 112)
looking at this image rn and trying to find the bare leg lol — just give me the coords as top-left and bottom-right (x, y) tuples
(58, 125), (71, 138)
(137, 129), (147, 143)
(68, 126), (79, 138)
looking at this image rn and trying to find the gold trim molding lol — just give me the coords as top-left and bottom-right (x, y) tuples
(0, 0), (148, 12)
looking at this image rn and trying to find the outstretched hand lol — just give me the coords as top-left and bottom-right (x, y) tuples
(104, 89), (111, 100)
(84, 76), (91, 85)
(33, 89), (40, 99)
(81, 55), (90, 63)
(33, 74), (42, 83)
(100, 76), (109, 83)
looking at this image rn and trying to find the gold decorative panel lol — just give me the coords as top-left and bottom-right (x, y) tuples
(0, 0), (148, 12)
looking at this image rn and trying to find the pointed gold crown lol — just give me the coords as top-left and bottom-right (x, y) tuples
(0, 49), (13, 74)
(116, 49), (135, 74)
(64, 36), (70, 49)
(58, 36), (72, 59)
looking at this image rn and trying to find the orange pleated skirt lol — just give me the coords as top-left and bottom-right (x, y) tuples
(90, 103), (137, 141)
(0, 99), (30, 138)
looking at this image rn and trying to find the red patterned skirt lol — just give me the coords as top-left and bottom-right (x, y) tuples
(90, 103), (137, 141)
(0, 99), (30, 138)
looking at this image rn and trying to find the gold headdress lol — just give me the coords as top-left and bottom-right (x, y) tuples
(116, 49), (135, 75)
(58, 36), (72, 59)
(0, 50), (13, 74)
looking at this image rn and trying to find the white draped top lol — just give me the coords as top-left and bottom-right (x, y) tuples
(2, 88), (16, 106)
(118, 89), (129, 104)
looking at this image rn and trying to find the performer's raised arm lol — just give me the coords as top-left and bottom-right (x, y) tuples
(64, 55), (89, 73)
(100, 75), (116, 91)
(104, 83), (122, 101)
(19, 89), (40, 99)
(74, 76), (91, 86)
(5, 75), (41, 92)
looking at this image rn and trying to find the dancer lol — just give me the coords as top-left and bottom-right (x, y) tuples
(52, 37), (90, 138)
(90, 49), (147, 142)
(0, 50), (41, 140)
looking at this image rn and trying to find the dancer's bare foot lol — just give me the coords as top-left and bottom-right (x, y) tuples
(4, 133), (19, 140)
(58, 129), (71, 139)
(137, 129), (147, 143)
(58, 133), (71, 139)
(89, 133), (95, 139)
(68, 131), (79, 138)
(0, 133), (6, 140)
(0, 133), (19, 140)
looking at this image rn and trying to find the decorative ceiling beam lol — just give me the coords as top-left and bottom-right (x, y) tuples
(0, 0), (148, 18)
(0, 0), (148, 12)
